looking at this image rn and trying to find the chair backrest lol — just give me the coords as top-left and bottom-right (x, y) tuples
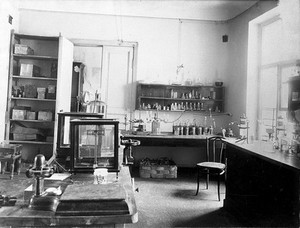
(206, 136), (225, 163)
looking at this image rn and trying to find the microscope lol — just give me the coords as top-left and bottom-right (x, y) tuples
(26, 154), (59, 211)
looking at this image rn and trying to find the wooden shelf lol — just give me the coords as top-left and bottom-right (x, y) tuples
(11, 97), (56, 102)
(136, 82), (225, 113)
(13, 54), (58, 61)
(139, 96), (223, 102)
(137, 109), (230, 116)
(14, 33), (59, 41)
(10, 119), (54, 124)
(8, 140), (53, 145)
(12, 75), (57, 81)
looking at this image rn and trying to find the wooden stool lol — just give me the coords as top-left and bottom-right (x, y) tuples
(0, 144), (22, 179)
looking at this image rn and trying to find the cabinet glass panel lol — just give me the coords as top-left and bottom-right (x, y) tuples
(70, 119), (119, 172)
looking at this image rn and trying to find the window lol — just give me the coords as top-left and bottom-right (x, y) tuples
(257, 18), (298, 141)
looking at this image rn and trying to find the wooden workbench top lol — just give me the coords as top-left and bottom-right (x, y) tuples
(225, 139), (300, 171)
(0, 166), (138, 227)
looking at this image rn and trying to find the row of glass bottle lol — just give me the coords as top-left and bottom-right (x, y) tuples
(140, 102), (209, 111)
(173, 117), (216, 136)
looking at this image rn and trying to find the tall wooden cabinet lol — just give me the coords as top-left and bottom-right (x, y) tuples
(288, 76), (300, 121)
(5, 30), (74, 162)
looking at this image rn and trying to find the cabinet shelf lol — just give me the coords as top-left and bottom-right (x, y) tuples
(139, 96), (223, 102)
(10, 119), (54, 124)
(12, 75), (57, 81)
(137, 108), (229, 115)
(14, 33), (59, 41)
(8, 140), (53, 145)
(11, 97), (56, 102)
(290, 100), (300, 104)
(13, 54), (58, 61)
(136, 82), (225, 113)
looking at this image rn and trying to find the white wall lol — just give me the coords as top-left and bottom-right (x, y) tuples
(0, 0), (19, 142)
(16, 9), (233, 134)
(18, 10), (228, 86)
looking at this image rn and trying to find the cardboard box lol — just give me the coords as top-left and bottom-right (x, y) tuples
(14, 44), (34, 55)
(46, 85), (56, 99)
(46, 136), (54, 142)
(26, 111), (36, 120)
(11, 124), (40, 135)
(38, 111), (53, 121)
(20, 64), (40, 77)
(24, 84), (37, 98)
(13, 134), (38, 141)
(48, 85), (56, 94)
(12, 109), (27, 120)
(37, 87), (46, 99)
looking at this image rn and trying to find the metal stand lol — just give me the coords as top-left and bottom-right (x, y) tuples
(26, 154), (58, 211)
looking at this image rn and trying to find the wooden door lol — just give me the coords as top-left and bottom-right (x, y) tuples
(51, 35), (74, 163)
(101, 46), (135, 122)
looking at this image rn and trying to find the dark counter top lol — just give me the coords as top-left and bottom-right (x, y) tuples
(225, 139), (300, 171)
(123, 132), (208, 139)
(122, 132), (208, 147)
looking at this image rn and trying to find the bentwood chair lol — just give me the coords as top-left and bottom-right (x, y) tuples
(195, 136), (226, 201)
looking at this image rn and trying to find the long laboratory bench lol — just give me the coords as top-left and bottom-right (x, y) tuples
(0, 166), (137, 227)
(122, 132), (208, 147)
(224, 140), (300, 227)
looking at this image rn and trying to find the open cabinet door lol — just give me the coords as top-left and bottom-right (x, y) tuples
(50, 35), (74, 164)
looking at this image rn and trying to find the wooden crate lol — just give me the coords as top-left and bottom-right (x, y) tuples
(139, 158), (177, 179)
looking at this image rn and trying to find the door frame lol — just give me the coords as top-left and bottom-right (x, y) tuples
(70, 39), (138, 114)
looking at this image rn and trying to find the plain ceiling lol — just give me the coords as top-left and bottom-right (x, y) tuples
(15, 0), (266, 21)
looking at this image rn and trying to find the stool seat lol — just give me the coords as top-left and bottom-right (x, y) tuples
(0, 144), (22, 179)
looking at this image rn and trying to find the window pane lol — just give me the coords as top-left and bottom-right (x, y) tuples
(260, 108), (276, 141)
(260, 67), (277, 109)
(261, 19), (282, 65)
(280, 66), (294, 109)
(259, 67), (277, 140)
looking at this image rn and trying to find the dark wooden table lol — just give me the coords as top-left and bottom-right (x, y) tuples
(224, 140), (300, 227)
(0, 166), (137, 227)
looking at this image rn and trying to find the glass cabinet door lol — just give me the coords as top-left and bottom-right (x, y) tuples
(70, 119), (119, 172)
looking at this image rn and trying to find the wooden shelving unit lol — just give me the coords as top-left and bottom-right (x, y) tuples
(136, 83), (225, 114)
(5, 31), (59, 160)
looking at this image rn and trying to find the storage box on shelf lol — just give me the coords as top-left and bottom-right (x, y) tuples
(20, 63), (41, 77)
(14, 44), (34, 55)
(136, 83), (225, 114)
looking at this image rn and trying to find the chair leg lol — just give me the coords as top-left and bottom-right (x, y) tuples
(196, 167), (200, 196)
(217, 174), (220, 201)
(206, 171), (209, 189)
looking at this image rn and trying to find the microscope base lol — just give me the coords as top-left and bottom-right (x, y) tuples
(29, 194), (59, 212)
